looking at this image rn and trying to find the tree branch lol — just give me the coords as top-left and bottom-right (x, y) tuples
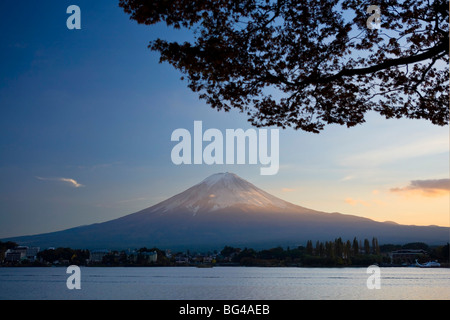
(301, 37), (449, 86)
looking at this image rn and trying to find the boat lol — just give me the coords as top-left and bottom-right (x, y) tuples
(415, 259), (441, 268)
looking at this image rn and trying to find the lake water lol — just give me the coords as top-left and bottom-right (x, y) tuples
(0, 267), (449, 300)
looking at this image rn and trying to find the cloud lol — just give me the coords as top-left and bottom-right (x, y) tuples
(36, 176), (84, 188)
(344, 197), (371, 207)
(281, 188), (296, 192)
(390, 179), (450, 197)
(344, 198), (358, 206)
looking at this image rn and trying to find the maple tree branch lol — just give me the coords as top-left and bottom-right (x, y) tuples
(301, 37), (449, 86)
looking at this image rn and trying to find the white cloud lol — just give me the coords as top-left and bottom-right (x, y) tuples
(36, 176), (84, 188)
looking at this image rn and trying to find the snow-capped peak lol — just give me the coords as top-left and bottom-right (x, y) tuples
(150, 172), (292, 214)
(200, 172), (240, 187)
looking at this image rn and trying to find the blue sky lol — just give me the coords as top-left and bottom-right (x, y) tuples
(0, 1), (448, 238)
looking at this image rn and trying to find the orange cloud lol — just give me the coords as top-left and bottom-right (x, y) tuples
(345, 197), (371, 207)
(390, 179), (450, 198)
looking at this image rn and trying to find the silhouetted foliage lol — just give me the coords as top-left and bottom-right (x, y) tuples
(223, 237), (389, 266)
(402, 242), (430, 251)
(120, 0), (449, 133)
(37, 247), (90, 265)
(3, 240), (447, 267)
(379, 243), (402, 253)
(0, 241), (17, 252)
(430, 243), (449, 262)
(220, 245), (240, 257)
(0, 241), (18, 261)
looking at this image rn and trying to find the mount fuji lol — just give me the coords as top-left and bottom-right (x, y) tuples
(3, 172), (449, 250)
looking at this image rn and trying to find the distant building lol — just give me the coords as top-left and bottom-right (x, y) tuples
(175, 255), (189, 264)
(89, 249), (110, 262)
(26, 247), (40, 262)
(4, 246), (39, 262)
(5, 250), (23, 262)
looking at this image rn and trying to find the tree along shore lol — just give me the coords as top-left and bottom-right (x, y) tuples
(1, 238), (449, 268)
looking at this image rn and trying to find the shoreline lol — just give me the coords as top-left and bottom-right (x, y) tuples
(1, 263), (449, 269)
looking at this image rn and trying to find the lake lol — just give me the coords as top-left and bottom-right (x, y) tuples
(0, 267), (449, 300)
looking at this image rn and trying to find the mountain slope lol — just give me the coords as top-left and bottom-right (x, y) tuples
(142, 172), (312, 214)
(3, 173), (449, 250)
